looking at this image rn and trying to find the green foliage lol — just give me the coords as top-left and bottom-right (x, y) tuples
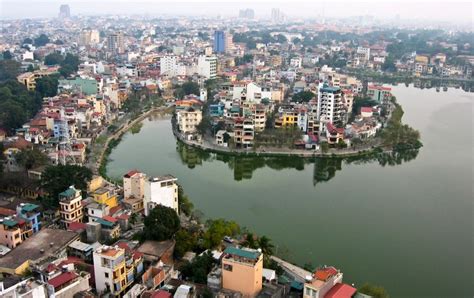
(40, 165), (93, 207)
(381, 103), (421, 149)
(203, 219), (240, 249)
(179, 252), (215, 284)
(381, 55), (396, 72)
(59, 53), (80, 78)
(174, 228), (198, 259)
(0, 80), (41, 133)
(129, 122), (143, 134)
(358, 283), (389, 298)
(336, 139), (347, 149)
(23, 37), (33, 45)
(35, 75), (59, 98)
(34, 34), (50, 47)
(320, 141), (329, 153)
(143, 205), (180, 241)
(0, 60), (21, 82)
(15, 148), (49, 171)
(196, 117), (211, 136)
(292, 91), (315, 103)
(182, 81), (200, 96)
(235, 54), (254, 66)
(178, 184), (194, 216)
(352, 97), (378, 115)
(2, 51), (12, 60)
(44, 53), (63, 66)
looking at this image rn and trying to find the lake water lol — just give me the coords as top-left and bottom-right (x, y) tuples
(107, 85), (473, 297)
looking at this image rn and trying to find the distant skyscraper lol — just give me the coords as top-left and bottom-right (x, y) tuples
(239, 8), (255, 19)
(58, 4), (71, 19)
(107, 31), (125, 54)
(271, 8), (284, 23)
(213, 30), (226, 54)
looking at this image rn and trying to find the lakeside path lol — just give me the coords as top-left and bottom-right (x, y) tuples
(88, 107), (169, 175)
(173, 127), (385, 159)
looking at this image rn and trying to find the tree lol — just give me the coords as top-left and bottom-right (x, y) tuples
(179, 252), (215, 284)
(382, 55), (396, 72)
(23, 37), (33, 45)
(143, 205), (180, 241)
(174, 228), (198, 259)
(15, 148), (48, 171)
(203, 219), (240, 249)
(257, 235), (274, 256)
(320, 142), (329, 153)
(358, 283), (389, 298)
(196, 117), (211, 135)
(34, 34), (50, 47)
(44, 53), (64, 66)
(0, 60), (21, 81)
(182, 81), (200, 96)
(2, 51), (12, 60)
(36, 75), (59, 98)
(292, 91), (315, 103)
(243, 233), (258, 249)
(41, 165), (93, 207)
(178, 184), (194, 216)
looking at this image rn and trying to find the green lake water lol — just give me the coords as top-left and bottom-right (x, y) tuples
(107, 85), (473, 297)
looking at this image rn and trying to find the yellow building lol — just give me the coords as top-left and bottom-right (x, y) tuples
(88, 175), (105, 192)
(17, 70), (57, 91)
(222, 246), (263, 297)
(275, 111), (298, 128)
(59, 186), (84, 228)
(92, 187), (118, 208)
(93, 245), (144, 297)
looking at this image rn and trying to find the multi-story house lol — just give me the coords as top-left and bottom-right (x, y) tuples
(16, 203), (41, 233)
(0, 218), (24, 249)
(303, 266), (346, 298)
(316, 82), (345, 134)
(233, 118), (254, 149)
(177, 107), (202, 134)
(222, 246), (263, 297)
(143, 175), (179, 216)
(123, 170), (146, 200)
(367, 85), (392, 102)
(92, 187), (118, 208)
(93, 245), (144, 297)
(59, 186), (84, 229)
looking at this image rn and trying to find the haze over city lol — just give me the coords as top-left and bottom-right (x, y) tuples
(1, 0), (473, 27)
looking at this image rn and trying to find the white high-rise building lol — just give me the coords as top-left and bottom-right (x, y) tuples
(107, 31), (125, 54)
(198, 55), (217, 79)
(123, 170), (146, 200)
(143, 175), (179, 216)
(79, 29), (100, 46)
(160, 55), (178, 76)
(316, 82), (345, 133)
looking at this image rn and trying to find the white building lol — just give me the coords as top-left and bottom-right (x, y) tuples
(143, 175), (179, 216)
(177, 107), (202, 134)
(316, 82), (345, 133)
(290, 57), (302, 69)
(93, 245), (127, 296)
(160, 55), (178, 76)
(198, 55), (217, 79)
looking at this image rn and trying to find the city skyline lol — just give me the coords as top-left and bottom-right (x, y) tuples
(0, 0), (472, 26)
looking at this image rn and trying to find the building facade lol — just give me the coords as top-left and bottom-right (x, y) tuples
(143, 175), (179, 216)
(59, 186), (84, 228)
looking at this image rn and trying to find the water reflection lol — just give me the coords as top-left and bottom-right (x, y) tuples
(176, 142), (420, 185)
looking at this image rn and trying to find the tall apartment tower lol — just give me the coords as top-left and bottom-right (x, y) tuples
(222, 246), (263, 297)
(316, 82), (345, 133)
(213, 30), (226, 53)
(271, 8), (281, 23)
(107, 31), (125, 54)
(59, 4), (71, 19)
(59, 185), (84, 228)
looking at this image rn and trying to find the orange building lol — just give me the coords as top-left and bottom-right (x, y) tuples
(222, 246), (263, 297)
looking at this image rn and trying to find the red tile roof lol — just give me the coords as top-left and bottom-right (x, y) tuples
(48, 272), (78, 289)
(151, 291), (172, 298)
(324, 283), (357, 298)
(102, 215), (118, 223)
(315, 267), (338, 281)
(0, 207), (16, 216)
(124, 169), (139, 178)
(67, 222), (87, 232)
(361, 107), (373, 113)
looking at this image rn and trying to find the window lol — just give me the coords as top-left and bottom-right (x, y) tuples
(223, 264), (233, 271)
(105, 272), (109, 278)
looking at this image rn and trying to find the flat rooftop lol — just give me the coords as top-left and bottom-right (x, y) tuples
(0, 228), (79, 270)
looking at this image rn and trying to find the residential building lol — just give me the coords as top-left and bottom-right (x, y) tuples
(16, 203), (41, 233)
(123, 170), (147, 200)
(316, 82), (345, 133)
(17, 70), (56, 91)
(144, 176), (179, 216)
(79, 29), (100, 46)
(303, 266), (343, 298)
(0, 218), (23, 249)
(0, 228), (79, 275)
(107, 31), (125, 54)
(92, 187), (118, 208)
(59, 4), (71, 18)
(198, 55), (217, 79)
(367, 85), (392, 102)
(233, 118), (254, 149)
(222, 246), (263, 297)
(0, 277), (48, 297)
(160, 56), (178, 76)
(93, 245), (127, 296)
(59, 186), (84, 228)
(177, 107), (202, 134)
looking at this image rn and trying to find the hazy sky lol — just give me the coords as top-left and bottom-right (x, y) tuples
(1, 0), (473, 25)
